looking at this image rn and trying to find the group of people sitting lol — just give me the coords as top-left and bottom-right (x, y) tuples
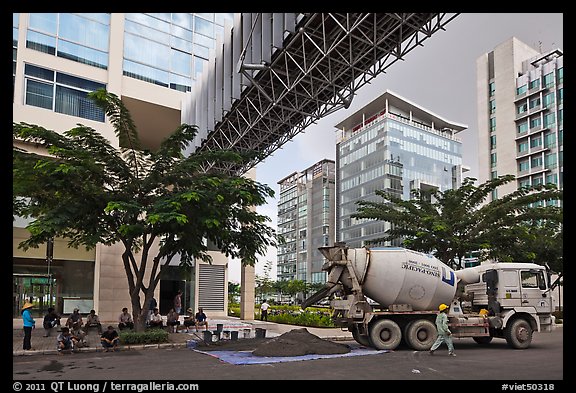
(147, 307), (209, 333)
(44, 304), (209, 354)
(56, 325), (120, 353)
(43, 308), (118, 354)
(106, 305), (209, 333)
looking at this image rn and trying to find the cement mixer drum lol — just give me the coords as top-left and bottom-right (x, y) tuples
(340, 247), (457, 311)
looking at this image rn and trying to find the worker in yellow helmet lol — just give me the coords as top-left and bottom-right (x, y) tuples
(429, 303), (456, 356)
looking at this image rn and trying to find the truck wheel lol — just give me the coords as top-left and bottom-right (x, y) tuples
(369, 319), (402, 350)
(504, 318), (532, 349)
(473, 336), (493, 345)
(404, 319), (436, 351)
(351, 325), (372, 348)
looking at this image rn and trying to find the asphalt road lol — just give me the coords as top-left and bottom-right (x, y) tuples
(12, 327), (564, 386)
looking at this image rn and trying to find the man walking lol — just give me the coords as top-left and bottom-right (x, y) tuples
(429, 303), (456, 356)
(260, 300), (270, 321)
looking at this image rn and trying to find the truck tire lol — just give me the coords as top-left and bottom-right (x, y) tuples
(351, 325), (372, 348)
(369, 319), (402, 350)
(473, 336), (493, 345)
(504, 318), (532, 349)
(404, 319), (437, 351)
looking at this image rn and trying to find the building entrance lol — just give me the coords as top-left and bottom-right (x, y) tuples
(13, 274), (56, 318)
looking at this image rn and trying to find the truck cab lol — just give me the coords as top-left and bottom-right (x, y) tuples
(458, 262), (554, 347)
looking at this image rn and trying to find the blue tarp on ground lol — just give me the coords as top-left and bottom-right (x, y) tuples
(193, 347), (389, 365)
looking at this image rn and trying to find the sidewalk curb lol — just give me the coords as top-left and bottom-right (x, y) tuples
(13, 342), (189, 357)
(13, 336), (351, 357)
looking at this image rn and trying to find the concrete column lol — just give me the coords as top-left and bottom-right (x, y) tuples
(239, 263), (255, 320)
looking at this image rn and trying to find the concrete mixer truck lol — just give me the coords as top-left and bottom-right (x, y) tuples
(301, 243), (554, 351)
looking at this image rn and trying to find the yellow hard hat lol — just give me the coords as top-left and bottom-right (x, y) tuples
(438, 304), (449, 312)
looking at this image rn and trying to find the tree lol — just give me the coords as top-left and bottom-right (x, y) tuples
(352, 175), (562, 270)
(494, 219), (563, 273)
(255, 260), (275, 302)
(228, 281), (240, 304)
(13, 89), (277, 331)
(286, 279), (308, 303)
(274, 280), (291, 303)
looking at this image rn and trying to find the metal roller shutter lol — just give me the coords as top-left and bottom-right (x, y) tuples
(198, 264), (225, 311)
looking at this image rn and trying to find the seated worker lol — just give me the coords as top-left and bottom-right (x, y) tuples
(183, 308), (195, 333)
(194, 307), (209, 332)
(84, 309), (103, 334)
(43, 307), (61, 337)
(66, 308), (83, 334)
(100, 325), (120, 352)
(56, 327), (78, 354)
(148, 308), (164, 329)
(118, 307), (134, 331)
(74, 329), (88, 348)
(166, 308), (181, 333)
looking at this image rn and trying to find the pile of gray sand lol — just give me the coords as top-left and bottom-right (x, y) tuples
(252, 328), (351, 357)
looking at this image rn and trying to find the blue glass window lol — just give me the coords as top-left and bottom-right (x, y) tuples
(172, 13), (193, 30)
(24, 64), (105, 122)
(516, 84), (527, 95)
(58, 40), (108, 69)
(55, 85), (104, 121)
(29, 13), (58, 34)
(25, 64), (54, 80)
(59, 13), (109, 52)
(123, 59), (169, 87)
(124, 34), (170, 69)
(171, 49), (192, 77)
(194, 16), (213, 37)
(26, 30), (56, 55)
(123, 13), (224, 91)
(543, 73), (554, 88)
(26, 13), (109, 70)
(126, 13), (170, 33)
(25, 79), (53, 110)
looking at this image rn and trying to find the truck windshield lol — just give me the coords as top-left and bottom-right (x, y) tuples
(521, 270), (547, 290)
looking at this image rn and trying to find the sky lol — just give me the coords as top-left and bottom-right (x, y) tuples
(227, 13), (564, 283)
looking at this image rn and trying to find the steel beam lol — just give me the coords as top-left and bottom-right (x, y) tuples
(188, 13), (460, 174)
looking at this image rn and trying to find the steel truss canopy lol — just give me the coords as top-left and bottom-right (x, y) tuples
(182, 13), (460, 174)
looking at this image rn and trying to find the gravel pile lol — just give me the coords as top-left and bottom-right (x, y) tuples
(252, 328), (350, 357)
(196, 328), (351, 357)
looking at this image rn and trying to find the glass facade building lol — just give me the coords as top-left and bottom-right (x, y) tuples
(335, 90), (467, 248)
(13, 13), (235, 321)
(277, 160), (336, 286)
(476, 37), (563, 201)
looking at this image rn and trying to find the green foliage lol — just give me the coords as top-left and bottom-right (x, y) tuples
(268, 308), (334, 328)
(255, 305), (334, 327)
(228, 304), (241, 317)
(353, 175), (562, 270)
(119, 329), (169, 345)
(228, 283), (241, 304)
(227, 303), (334, 327)
(13, 88), (278, 331)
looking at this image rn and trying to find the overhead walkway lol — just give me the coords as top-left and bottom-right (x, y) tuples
(185, 13), (460, 174)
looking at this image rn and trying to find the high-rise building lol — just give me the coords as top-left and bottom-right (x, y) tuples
(476, 37), (563, 200)
(12, 13), (235, 321)
(335, 90), (467, 248)
(276, 160), (336, 286)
